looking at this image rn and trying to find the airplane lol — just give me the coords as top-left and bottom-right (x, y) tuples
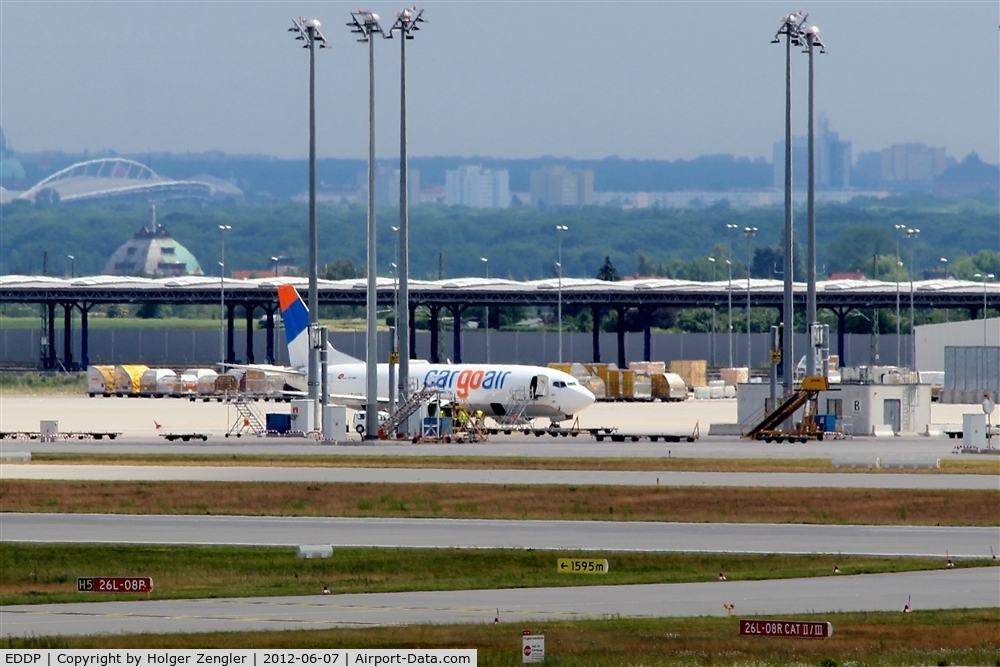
(275, 284), (595, 424)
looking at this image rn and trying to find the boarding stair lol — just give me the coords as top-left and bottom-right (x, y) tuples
(742, 376), (829, 441)
(226, 394), (266, 437)
(381, 385), (438, 436)
(494, 387), (533, 428)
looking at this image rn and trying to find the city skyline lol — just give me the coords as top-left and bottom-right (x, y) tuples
(0, 2), (997, 165)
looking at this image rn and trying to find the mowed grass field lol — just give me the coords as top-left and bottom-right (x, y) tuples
(1, 479), (996, 526)
(5, 610), (999, 666)
(1, 543), (994, 605)
(27, 452), (1000, 475)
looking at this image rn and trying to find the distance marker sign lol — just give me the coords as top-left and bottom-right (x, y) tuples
(557, 558), (609, 574)
(77, 577), (153, 593)
(740, 619), (832, 639)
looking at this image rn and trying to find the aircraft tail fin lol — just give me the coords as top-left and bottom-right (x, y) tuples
(277, 285), (363, 368)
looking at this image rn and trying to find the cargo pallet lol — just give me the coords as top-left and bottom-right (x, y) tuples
(591, 423), (700, 443)
(0, 431), (121, 440)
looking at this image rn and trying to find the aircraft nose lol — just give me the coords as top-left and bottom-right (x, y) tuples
(573, 385), (596, 410)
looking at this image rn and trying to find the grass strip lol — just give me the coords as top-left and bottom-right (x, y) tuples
(2, 480), (996, 526)
(2, 543), (994, 606)
(25, 452), (1000, 475)
(4, 609), (999, 666)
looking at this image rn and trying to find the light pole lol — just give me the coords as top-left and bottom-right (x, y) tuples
(940, 257), (949, 322)
(773, 12), (803, 393)
(481, 257), (490, 362)
(743, 226), (757, 369)
(289, 17), (325, 429)
(389, 7), (425, 418)
(726, 259), (733, 368)
(803, 22), (825, 377)
(725, 223), (739, 369)
(218, 225), (231, 366)
(67, 255), (75, 279)
(556, 225), (568, 363)
(894, 223), (906, 365)
(349, 10), (385, 440)
(708, 257), (717, 367)
(905, 228), (920, 368)
(271, 256), (280, 278)
(974, 273), (994, 346)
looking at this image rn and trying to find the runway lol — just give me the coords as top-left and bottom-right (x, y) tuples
(2, 463), (995, 490)
(3, 514), (997, 558)
(1, 568), (996, 638)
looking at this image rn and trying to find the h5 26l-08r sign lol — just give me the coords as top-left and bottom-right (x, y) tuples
(77, 577), (153, 593)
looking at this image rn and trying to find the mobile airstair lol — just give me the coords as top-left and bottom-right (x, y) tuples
(380, 386), (438, 437)
(226, 394), (266, 437)
(742, 376), (829, 442)
(493, 387), (533, 430)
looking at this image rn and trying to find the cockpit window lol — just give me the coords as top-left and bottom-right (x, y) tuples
(553, 381), (566, 388)
(567, 380), (578, 386)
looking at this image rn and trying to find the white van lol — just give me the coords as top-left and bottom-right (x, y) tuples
(353, 410), (390, 436)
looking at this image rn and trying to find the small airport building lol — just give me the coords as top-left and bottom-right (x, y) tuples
(737, 375), (932, 437)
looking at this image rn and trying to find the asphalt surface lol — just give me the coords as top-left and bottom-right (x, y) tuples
(1, 434), (987, 461)
(2, 463), (995, 490)
(3, 514), (997, 558)
(1, 568), (996, 638)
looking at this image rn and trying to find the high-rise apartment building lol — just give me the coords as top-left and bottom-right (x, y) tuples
(444, 165), (509, 208)
(880, 143), (948, 182)
(372, 166), (420, 208)
(529, 166), (594, 207)
(772, 117), (852, 189)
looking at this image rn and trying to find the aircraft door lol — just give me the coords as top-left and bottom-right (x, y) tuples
(531, 375), (548, 399)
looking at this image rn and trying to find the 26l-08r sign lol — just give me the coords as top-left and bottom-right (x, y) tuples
(740, 620), (832, 639)
(77, 577), (153, 593)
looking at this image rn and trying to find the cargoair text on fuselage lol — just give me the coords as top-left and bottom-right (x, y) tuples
(276, 285), (595, 421)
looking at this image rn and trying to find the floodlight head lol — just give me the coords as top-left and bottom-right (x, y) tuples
(990, 274), (996, 279)
(708, 257), (716, 263)
(481, 257), (488, 262)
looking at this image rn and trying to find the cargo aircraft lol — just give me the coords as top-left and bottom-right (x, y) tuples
(271, 285), (595, 423)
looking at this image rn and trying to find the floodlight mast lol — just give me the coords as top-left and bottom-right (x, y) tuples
(803, 22), (825, 377)
(289, 16), (326, 431)
(349, 10), (386, 440)
(388, 7), (426, 427)
(773, 13), (803, 396)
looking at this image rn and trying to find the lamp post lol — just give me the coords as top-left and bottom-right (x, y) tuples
(725, 223), (739, 369)
(773, 12), (804, 393)
(218, 225), (231, 366)
(940, 257), (949, 322)
(271, 256), (280, 278)
(481, 257), (490, 362)
(743, 226), (757, 369)
(67, 255), (75, 279)
(556, 225), (568, 363)
(894, 223), (906, 365)
(974, 273), (994, 346)
(708, 257), (717, 367)
(289, 17), (325, 430)
(905, 228), (920, 368)
(726, 259), (733, 369)
(803, 22), (825, 377)
(349, 10), (385, 440)
(389, 7), (425, 417)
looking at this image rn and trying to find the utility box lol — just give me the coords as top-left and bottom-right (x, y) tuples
(323, 404), (348, 441)
(40, 420), (58, 442)
(963, 413), (987, 448)
(290, 400), (315, 434)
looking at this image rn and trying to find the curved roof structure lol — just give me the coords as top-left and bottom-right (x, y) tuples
(16, 158), (232, 204)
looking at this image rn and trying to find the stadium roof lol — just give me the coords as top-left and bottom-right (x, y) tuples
(14, 158), (238, 204)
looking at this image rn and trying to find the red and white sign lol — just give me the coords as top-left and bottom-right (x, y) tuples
(521, 633), (545, 663)
(740, 619), (832, 639)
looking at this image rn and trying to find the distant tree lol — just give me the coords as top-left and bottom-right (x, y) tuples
(324, 259), (360, 280)
(596, 255), (620, 282)
(636, 251), (657, 277)
(136, 303), (162, 319)
(105, 304), (130, 318)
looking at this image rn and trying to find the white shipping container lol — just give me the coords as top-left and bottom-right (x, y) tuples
(140, 369), (176, 396)
(87, 365), (115, 396)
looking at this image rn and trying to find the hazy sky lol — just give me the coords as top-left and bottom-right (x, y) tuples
(1, 1), (997, 164)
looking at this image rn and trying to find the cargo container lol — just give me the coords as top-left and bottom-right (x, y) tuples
(215, 374), (239, 394)
(113, 365), (148, 396)
(670, 360), (707, 390)
(176, 373), (199, 396)
(623, 370), (653, 401)
(87, 365), (116, 397)
(140, 369), (176, 397)
(195, 371), (220, 396)
(651, 372), (687, 401)
(629, 361), (666, 375)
